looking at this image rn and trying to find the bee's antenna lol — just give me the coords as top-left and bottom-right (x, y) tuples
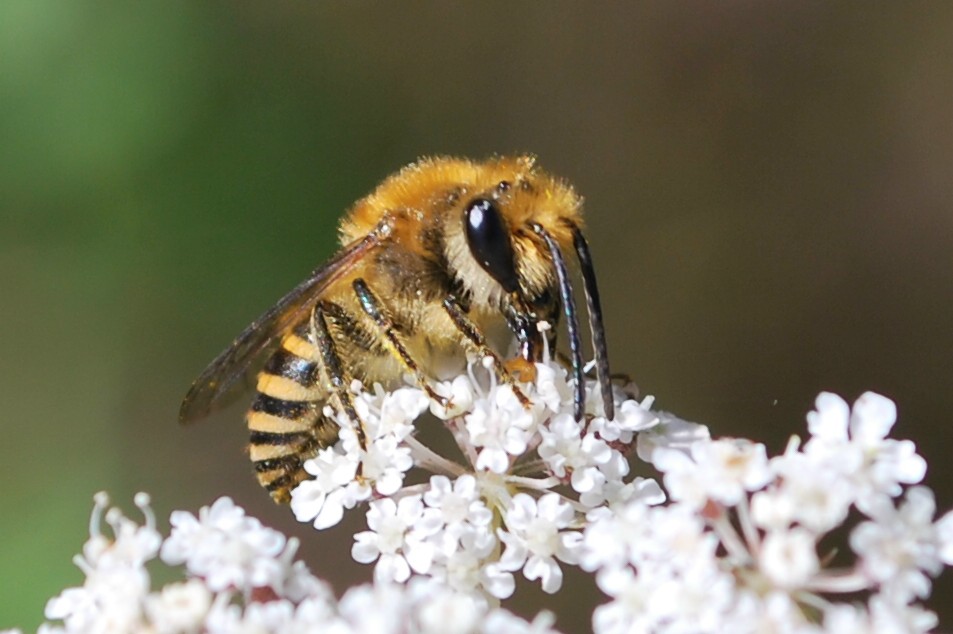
(568, 223), (613, 420)
(531, 223), (585, 421)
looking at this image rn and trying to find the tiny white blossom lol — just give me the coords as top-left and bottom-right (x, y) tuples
(752, 445), (853, 533)
(416, 590), (482, 634)
(592, 567), (663, 634)
(143, 579), (212, 634)
(43, 493), (159, 634)
(291, 447), (362, 529)
(352, 496), (434, 583)
(430, 374), (476, 419)
(805, 392), (927, 510)
(589, 394), (660, 445)
(466, 384), (540, 473)
(865, 592), (938, 634)
(537, 413), (612, 494)
(534, 361), (572, 414)
(361, 432), (414, 495)
(851, 486), (946, 601)
(655, 438), (771, 508)
(636, 410), (711, 463)
(160, 496), (291, 593)
(498, 493), (581, 593)
(421, 474), (493, 535)
(934, 508), (953, 565)
(373, 385), (431, 435)
(759, 528), (820, 588)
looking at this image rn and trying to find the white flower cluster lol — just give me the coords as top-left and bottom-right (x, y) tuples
(30, 494), (557, 634)
(9, 358), (953, 633)
(290, 357), (662, 597)
(583, 391), (953, 633)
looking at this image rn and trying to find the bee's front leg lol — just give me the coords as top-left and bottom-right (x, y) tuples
(442, 295), (532, 409)
(351, 279), (450, 408)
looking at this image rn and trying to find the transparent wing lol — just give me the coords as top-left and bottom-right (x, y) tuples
(178, 226), (386, 424)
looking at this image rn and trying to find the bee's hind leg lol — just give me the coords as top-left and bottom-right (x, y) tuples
(351, 279), (450, 407)
(441, 295), (532, 409)
(310, 301), (367, 448)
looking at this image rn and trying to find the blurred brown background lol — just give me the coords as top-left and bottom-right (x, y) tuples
(2, 2), (952, 631)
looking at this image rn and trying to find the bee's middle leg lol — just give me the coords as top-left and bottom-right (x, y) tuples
(351, 279), (449, 406)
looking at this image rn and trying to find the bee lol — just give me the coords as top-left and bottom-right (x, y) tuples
(180, 156), (613, 503)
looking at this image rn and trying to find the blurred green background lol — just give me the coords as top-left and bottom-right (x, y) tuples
(3, 2), (953, 631)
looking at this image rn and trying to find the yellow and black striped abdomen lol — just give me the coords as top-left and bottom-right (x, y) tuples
(247, 339), (338, 503)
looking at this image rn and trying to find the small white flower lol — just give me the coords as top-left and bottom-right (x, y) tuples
(534, 361), (572, 414)
(291, 447), (361, 529)
(416, 591), (482, 634)
(805, 392), (927, 510)
(482, 609), (561, 634)
(352, 496), (434, 583)
(143, 579), (212, 634)
(636, 410), (711, 463)
(851, 486), (945, 601)
(160, 497), (291, 593)
(430, 375), (476, 419)
(590, 395), (660, 445)
(465, 384), (539, 473)
(655, 438), (771, 508)
(374, 385), (430, 434)
(43, 493), (159, 633)
(591, 567), (659, 634)
(421, 474), (492, 534)
(498, 493), (581, 593)
(866, 592), (938, 634)
(45, 567), (149, 634)
(758, 528), (820, 588)
(478, 562), (516, 600)
(820, 603), (873, 634)
(934, 508), (953, 565)
(361, 432), (414, 495)
(538, 413), (612, 494)
(580, 474), (665, 510)
(724, 590), (815, 634)
(752, 446), (853, 533)
(82, 492), (162, 572)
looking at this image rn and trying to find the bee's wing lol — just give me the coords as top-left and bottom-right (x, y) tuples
(178, 227), (386, 424)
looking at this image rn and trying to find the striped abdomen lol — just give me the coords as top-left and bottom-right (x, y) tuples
(247, 335), (338, 503)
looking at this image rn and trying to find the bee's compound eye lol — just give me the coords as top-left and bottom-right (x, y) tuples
(464, 198), (519, 293)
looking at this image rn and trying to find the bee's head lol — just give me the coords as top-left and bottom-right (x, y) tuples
(445, 156), (582, 307)
(446, 156), (613, 420)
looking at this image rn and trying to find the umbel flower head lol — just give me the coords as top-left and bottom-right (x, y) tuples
(289, 354), (670, 597)
(11, 360), (953, 633)
(33, 493), (558, 634)
(582, 391), (953, 633)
